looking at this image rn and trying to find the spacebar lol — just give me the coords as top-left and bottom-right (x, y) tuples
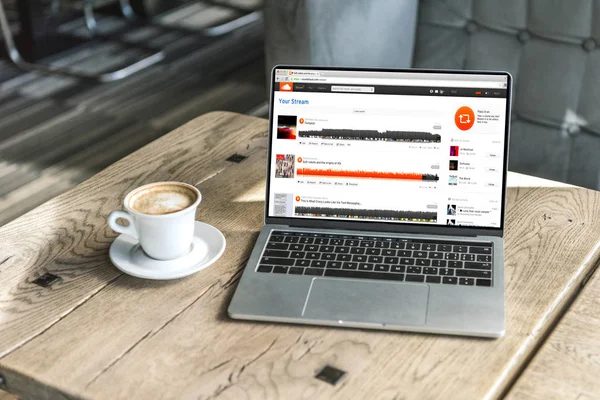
(324, 269), (405, 281)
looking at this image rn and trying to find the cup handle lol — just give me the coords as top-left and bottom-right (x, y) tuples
(108, 210), (138, 239)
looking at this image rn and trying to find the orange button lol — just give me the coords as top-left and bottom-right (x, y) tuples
(455, 106), (475, 131)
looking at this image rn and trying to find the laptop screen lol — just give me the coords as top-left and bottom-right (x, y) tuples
(266, 67), (510, 230)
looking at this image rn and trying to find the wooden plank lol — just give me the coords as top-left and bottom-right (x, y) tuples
(0, 390), (18, 400)
(0, 112), (267, 359)
(507, 267), (600, 399)
(148, 80), (265, 131)
(0, 145), (267, 400)
(0, 121), (164, 227)
(0, 98), (69, 142)
(1, 112), (600, 399)
(0, 60), (22, 84)
(0, 64), (265, 226)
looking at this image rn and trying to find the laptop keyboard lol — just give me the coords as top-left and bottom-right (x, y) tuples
(256, 231), (493, 287)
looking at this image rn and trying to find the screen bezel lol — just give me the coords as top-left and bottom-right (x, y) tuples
(264, 65), (512, 238)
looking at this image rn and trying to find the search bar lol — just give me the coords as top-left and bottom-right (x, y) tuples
(331, 86), (375, 93)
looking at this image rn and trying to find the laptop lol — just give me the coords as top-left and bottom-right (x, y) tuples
(228, 66), (511, 338)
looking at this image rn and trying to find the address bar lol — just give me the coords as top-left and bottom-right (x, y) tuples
(295, 76), (503, 88)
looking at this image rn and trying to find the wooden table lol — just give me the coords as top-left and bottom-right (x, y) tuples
(1, 111), (600, 400)
(507, 261), (600, 399)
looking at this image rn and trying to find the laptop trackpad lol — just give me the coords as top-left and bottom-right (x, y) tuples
(302, 278), (428, 326)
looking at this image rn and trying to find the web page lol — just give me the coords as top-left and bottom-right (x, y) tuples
(268, 69), (508, 228)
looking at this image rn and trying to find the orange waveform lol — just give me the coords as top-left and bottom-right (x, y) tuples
(297, 168), (424, 180)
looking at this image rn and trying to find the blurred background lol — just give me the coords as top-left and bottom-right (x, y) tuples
(0, 0), (267, 228)
(0, 0), (599, 231)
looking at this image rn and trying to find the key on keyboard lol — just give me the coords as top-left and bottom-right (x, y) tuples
(256, 231), (494, 288)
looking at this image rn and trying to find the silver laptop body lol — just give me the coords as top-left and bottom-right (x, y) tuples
(229, 66), (511, 338)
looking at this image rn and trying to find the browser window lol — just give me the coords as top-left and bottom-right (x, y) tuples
(268, 68), (509, 229)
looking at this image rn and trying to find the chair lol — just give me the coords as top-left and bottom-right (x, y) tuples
(1, 0), (262, 82)
(0, 0), (165, 82)
(82, 0), (262, 37)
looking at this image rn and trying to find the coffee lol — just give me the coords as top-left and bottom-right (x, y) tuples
(110, 182), (202, 260)
(128, 183), (197, 215)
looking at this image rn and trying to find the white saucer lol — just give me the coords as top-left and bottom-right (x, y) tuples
(109, 221), (226, 280)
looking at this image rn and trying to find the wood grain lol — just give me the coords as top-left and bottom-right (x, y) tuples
(0, 69), (266, 227)
(507, 267), (600, 399)
(0, 390), (18, 400)
(1, 112), (600, 399)
(0, 111), (267, 357)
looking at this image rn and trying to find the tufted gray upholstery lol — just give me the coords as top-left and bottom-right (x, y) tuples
(264, 0), (600, 189)
(415, 0), (600, 189)
(263, 0), (418, 71)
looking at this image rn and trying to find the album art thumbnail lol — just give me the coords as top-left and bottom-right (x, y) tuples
(449, 160), (458, 170)
(450, 146), (459, 157)
(277, 115), (297, 140)
(448, 175), (458, 185)
(447, 219), (456, 225)
(275, 154), (295, 178)
(447, 204), (456, 216)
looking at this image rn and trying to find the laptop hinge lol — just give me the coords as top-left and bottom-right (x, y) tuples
(273, 220), (499, 238)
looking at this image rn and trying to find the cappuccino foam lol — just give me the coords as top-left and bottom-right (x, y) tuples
(129, 183), (197, 215)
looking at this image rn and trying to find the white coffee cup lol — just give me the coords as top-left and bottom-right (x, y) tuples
(108, 182), (201, 260)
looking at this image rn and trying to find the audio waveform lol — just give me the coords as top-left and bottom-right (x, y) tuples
(298, 129), (441, 142)
(297, 168), (439, 181)
(295, 207), (437, 222)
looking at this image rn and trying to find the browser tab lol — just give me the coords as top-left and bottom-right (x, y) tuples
(289, 70), (321, 77)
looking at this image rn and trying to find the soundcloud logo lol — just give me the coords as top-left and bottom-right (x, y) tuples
(455, 106), (475, 131)
(279, 82), (293, 91)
